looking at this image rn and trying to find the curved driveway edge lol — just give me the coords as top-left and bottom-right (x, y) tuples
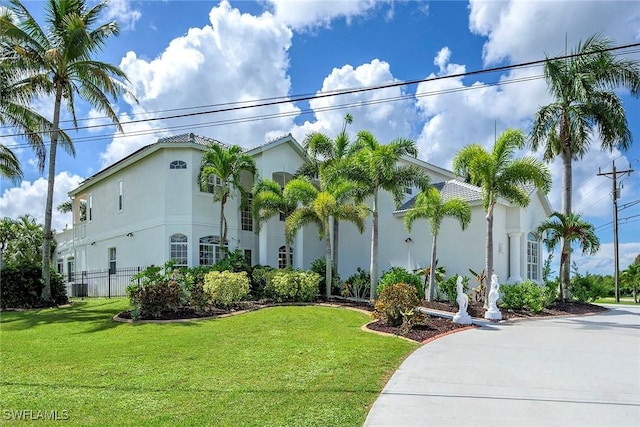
(365, 305), (640, 427)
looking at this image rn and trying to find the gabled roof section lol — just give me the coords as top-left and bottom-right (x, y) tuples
(245, 133), (307, 159)
(400, 155), (457, 180)
(157, 132), (226, 147)
(69, 133), (225, 196)
(395, 179), (483, 213)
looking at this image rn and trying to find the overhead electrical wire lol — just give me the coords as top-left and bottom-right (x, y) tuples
(2, 41), (640, 149)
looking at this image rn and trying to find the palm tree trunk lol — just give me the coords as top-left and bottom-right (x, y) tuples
(41, 85), (64, 300)
(333, 218), (339, 274)
(561, 117), (573, 301)
(484, 204), (494, 307)
(369, 190), (379, 302)
(220, 191), (226, 259)
(325, 229), (332, 298)
(285, 241), (290, 268)
(560, 238), (570, 303)
(428, 233), (438, 302)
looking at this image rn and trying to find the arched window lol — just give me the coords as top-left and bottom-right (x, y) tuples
(527, 232), (539, 281)
(170, 160), (187, 169)
(170, 234), (188, 267)
(199, 235), (223, 265)
(204, 174), (222, 193)
(278, 245), (294, 269)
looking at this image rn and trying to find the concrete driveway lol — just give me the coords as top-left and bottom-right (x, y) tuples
(365, 305), (640, 427)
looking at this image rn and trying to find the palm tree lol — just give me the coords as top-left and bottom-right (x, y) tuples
(404, 187), (471, 301)
(343, 130), (431, 301)
(453, 129), (552, 302)
(529, 34), (640, 288)
(252, 178), (299, 268)
(0, 144), (21, 182)
(620, 263), (639, 303)
(199, 144), (256, 257)
(298, 113), (357, 272)
(535, 212), (600, 301)
(284, 176), (368, 297)
(1, 0), (135, 299)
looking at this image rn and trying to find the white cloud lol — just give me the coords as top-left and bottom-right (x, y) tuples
(285, 59), (418, 147)
(265, 0), (384, 30)
(573, 242), (640, 276)
(0, 172), (83, 231)
(469, 0), (640, 65)
(104, 0), (299, 164)
(104, 0), (141, 31)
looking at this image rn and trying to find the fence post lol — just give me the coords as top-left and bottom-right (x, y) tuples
(108, 269), (111, 299)
(137, 266), (140, 286)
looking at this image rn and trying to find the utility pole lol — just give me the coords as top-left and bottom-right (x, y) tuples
(598, 161), (634, 303)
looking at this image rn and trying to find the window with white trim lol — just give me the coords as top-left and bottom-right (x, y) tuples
(170, 160), (187, 169)
(278, 246), (294, 269)
(170, 234), (188, 267)
(118, 180), (123, 211)
(199, 235), (222, 266)
(88, 194), (93, 221)
(204, 174), (222, 193)
(241, 194), (253, 231)
(527, 232), (539, 281)
(108, 247), (117, 274)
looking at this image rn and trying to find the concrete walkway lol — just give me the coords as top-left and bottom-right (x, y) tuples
(365, 305), (640, 427)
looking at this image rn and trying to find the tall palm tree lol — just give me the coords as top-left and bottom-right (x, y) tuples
(536, 212), (600, 301)
(298, 113), (357, 272)
(252, 178), (299, 268)
(284, 176), (368, 297)
(343, 130), (431, 301)
(404, 186), (471, 301)
(1, 0), (135, 299)
(199, 144), (256, 257)
(529, 34), (640, 287)
(0, 144), (21, 181)
(620, 262), (639, 303)
(453, 129), (552, 302)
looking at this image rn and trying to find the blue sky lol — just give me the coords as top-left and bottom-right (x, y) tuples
(1, 0), (639, 276)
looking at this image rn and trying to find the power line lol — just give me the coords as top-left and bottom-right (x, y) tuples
(2, 41), (640, 144)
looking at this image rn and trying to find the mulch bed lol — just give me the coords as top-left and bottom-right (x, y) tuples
(366, 316), (471, 342)
(421, 300), (608, 320)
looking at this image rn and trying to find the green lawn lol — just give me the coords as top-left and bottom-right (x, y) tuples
(594, 297), (640, 305)
(0, 299), (417, 426)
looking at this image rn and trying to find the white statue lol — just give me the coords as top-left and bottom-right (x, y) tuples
(484, 274), (502, 320)
(453, 276), (472, 325)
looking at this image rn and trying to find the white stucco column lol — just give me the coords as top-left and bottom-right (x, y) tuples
(259, 222), (268, 265)
(508, 232), (523, 283)
(294, 230), (304, 269)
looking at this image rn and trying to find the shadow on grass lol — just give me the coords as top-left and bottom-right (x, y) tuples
(0, 380), (380, 396)
(0, 300), (127, 333)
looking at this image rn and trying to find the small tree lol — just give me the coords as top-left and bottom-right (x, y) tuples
(536, 212), (600, 301)
(199, 144), (256, 257)
(404, 187), (471, 301)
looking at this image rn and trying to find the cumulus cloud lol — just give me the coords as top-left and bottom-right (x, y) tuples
(104, 0), (141, 31)
(285, 59), (418, 145)
(0, 172), (83, 231)
(102, 0), (299, 164)
(469, 0), (640, 65)
(265, 0), (385, 30)
(573, 242), (640, 276)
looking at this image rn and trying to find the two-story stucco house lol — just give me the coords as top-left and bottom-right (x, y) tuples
(54, 132), (552, 297)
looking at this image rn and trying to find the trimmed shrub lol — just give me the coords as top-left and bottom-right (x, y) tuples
(500, 280), (544, 313)
(0, 263), (67, 309)
(271, 270), (320, 302)
(203, 271), (250, 307)
(342, 267), (371, 299)
(571, 274), (609, 303)
(188, 282), (210, 314)
(251, 265), (277, 299)
(377, 267), (423, 298)
(127, 280), (184, 319)
(373, 283), (423, 327)
(310, 258), (340, 296)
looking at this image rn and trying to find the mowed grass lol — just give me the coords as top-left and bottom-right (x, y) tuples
(0, 299), (417, 426)
(594, 297), (640, 305)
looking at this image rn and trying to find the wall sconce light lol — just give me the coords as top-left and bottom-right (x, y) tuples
(90, 241), (96, 246)
(405, 237), (413, 243)
(126, 232), (133, 237)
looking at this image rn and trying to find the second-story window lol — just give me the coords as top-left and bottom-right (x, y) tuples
(118, 180), (123, 211)
(88, 194), (93, 221)
(170, 160), (187, 169)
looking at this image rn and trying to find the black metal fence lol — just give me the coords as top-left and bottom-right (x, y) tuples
(67, 266), (142, 298)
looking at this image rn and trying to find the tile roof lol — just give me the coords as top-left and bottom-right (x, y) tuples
(395, 179), (483, 213)
(157, 132), (226, 147)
